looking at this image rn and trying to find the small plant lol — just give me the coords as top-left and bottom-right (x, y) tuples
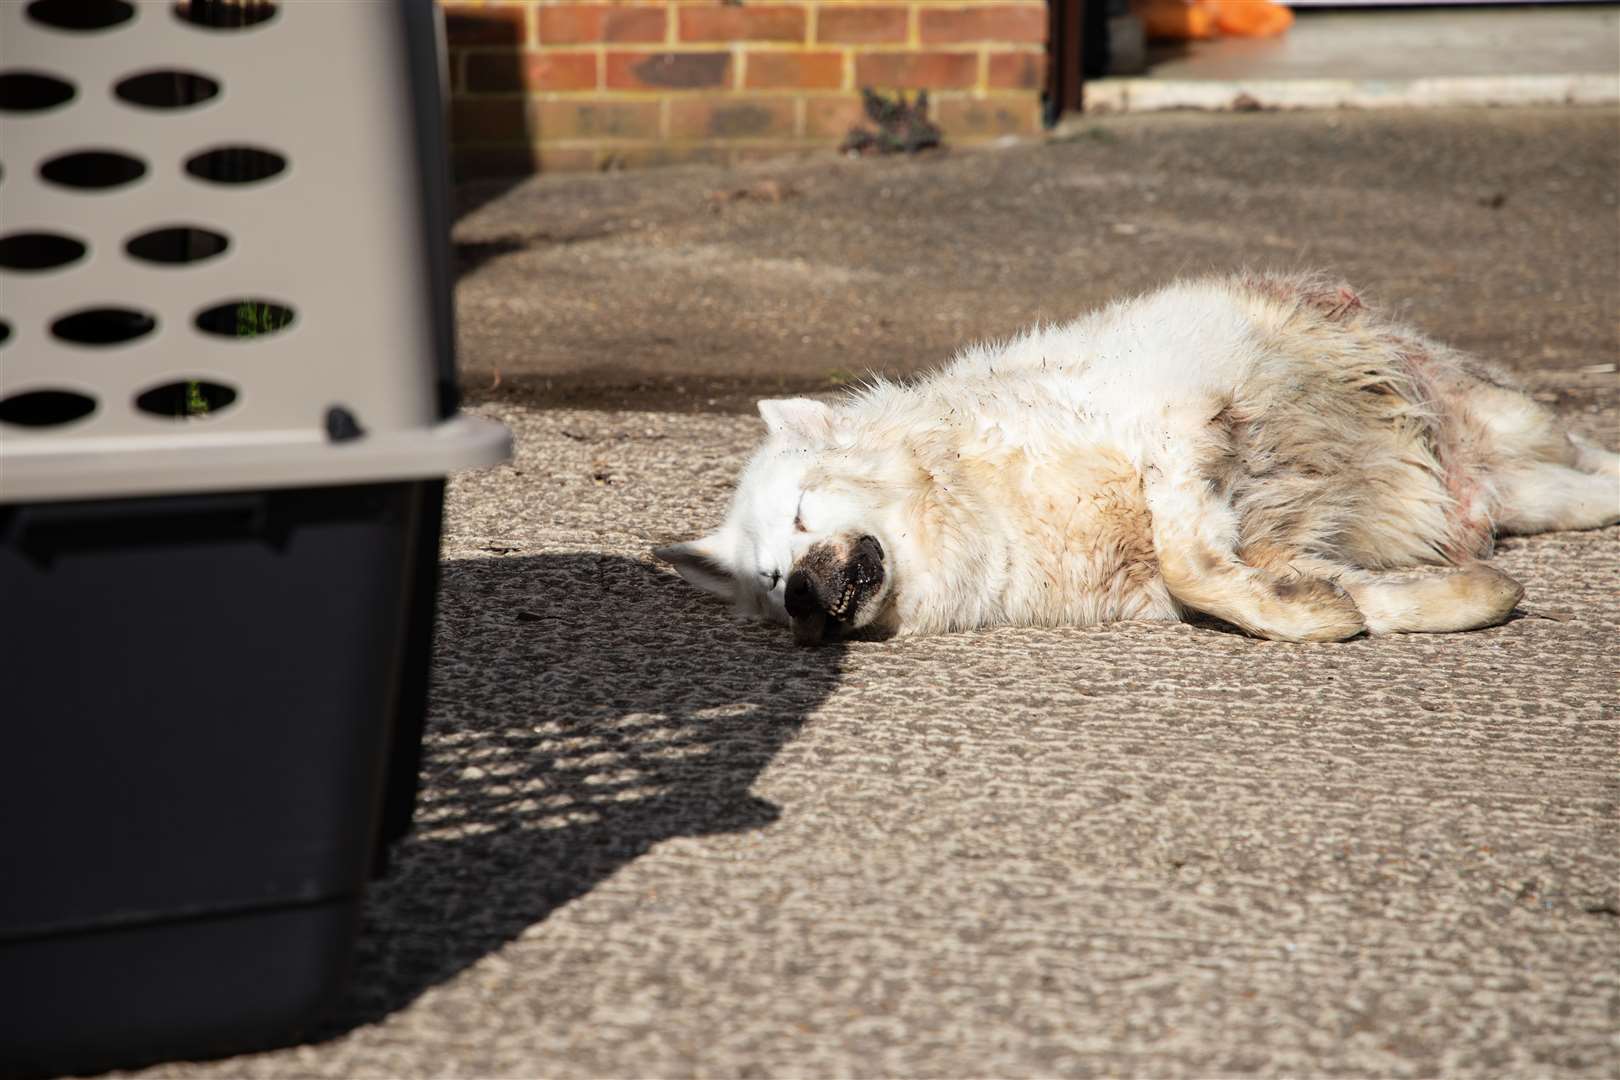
(840, 89), (943, 157)
(171, 303), (289, 418)
(185, 380), (209, 416)
(235, 300), (292, 338)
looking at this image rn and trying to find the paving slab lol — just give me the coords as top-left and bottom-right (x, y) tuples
(1142, 6), (1620, 82)
(1086, 5), (1620, 112)
(113, 107), (1619, 1079)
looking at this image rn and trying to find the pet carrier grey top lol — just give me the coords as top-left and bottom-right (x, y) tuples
(0, 0), (510, 502)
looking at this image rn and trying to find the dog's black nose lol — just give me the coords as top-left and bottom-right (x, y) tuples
(784, 569), (821, 619)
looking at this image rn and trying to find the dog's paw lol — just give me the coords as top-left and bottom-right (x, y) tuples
(1257, 575), (1366, 642)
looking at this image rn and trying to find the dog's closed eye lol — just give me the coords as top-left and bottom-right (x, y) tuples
(761, 569), (782, 589)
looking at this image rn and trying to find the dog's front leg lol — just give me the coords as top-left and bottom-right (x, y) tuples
(1143, 422), (1366, 643)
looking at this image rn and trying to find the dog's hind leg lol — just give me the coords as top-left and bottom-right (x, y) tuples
(1493, 458), (1620, 535)
(1456, 377), (1620, 535)
(1278, 558), (1524, 635)
(1570, 432), (1620, 477)
(1145, 438), (1367, 642)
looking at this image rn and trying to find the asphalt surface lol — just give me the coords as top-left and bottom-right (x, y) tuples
(122, 107), (1617, 1078)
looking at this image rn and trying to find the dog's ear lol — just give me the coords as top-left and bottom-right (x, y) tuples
(653, 535), (737, 600)
(757, 398), (833, 442)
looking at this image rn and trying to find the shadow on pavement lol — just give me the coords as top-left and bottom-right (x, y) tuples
(323, 553), (844, 1032)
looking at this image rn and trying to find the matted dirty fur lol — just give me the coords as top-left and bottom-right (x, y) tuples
(658, 272), (1619, 644)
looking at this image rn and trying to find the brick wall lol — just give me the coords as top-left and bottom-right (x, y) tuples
(440, 1), (1048, 176)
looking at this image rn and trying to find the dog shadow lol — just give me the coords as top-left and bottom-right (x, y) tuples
(323, 553), (845, 1032)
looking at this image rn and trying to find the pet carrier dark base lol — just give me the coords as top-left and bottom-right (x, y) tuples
(0, 480), (445, 1073)
(1, 899), (359, 1075)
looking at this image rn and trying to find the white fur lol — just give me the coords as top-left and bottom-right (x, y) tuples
(658, 273), (1619, 642)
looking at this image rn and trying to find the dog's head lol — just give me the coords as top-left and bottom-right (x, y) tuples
(656, 397), (901, 645)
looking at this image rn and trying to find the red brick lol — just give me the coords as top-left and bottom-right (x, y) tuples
(538, 5), (666, 45)
(745, 50), (843, 90)
(443, 4), (529, 47)
(538, 147), (599, 172)
(805, 95), (867, 138)
(535, 99), (661, 140)
(935, 95), (1040, 137)
(450, 97), (530, 144)
(537, 4), (596, 43)
(680, 5), (807, 42)
(466, 51), (599, 93)
(605, 51), (732, 90)
(986, 50), (1045, 89)
(817, 6), (907, 43)
(919, 5), (1046, 44)
(602, 6), (669, 43)
(855, 51), (977, 89)
(669, 97), (796, 139)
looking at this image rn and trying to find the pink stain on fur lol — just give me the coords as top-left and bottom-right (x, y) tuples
(1242, 272), (1365, 322)
(1298, 283), (1365, 321)
(1390, 339), (1494, 560)
(1323, 287), (1365, 322)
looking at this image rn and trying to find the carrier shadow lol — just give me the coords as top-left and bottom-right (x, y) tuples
(324, 553), (845, 1031)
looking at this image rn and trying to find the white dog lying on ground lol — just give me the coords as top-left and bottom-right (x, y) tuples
(657, 272), (1619, 645)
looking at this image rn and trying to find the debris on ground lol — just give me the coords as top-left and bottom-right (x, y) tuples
(840, 89), (943, 157)
(707, 179), (797, 208)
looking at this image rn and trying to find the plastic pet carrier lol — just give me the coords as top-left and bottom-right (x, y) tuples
(0, 0), (510, 1070)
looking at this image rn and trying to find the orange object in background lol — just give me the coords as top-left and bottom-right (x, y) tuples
(1136, 0), (1216, 39)
(1135, 0), (1294, 40)
(1215, 0), (1294, 37)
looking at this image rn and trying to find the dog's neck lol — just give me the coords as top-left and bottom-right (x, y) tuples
(858, 407), (1166, 635)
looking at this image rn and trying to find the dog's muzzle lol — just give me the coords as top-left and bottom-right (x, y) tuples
(785, 535), (884, 645)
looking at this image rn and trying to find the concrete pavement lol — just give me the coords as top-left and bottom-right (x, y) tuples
(122, 107), (1619, 1078)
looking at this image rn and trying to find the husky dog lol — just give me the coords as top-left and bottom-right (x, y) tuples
(657, 273), (1619, 645)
